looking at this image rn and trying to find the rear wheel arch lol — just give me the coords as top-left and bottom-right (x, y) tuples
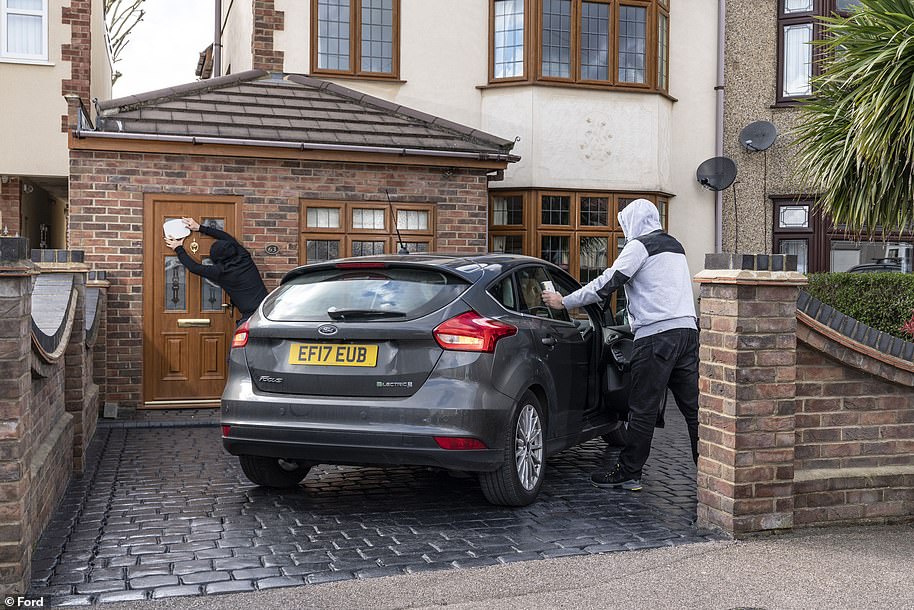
(525, 383), (550, 428)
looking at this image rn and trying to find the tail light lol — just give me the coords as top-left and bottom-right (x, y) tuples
(335, 262), (388, 269)
(222, 425), (231, 437)
(231, 321), (249, 349)
(433, 311), (517, 353)
(434, 436), (487, 450)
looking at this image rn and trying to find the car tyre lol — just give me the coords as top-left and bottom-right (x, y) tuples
(239, 455), (311, 488)
(479, 390), (545, 506)
(601, 421), (627, 447)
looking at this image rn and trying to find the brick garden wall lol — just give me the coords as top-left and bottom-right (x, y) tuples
(697, 254), (914, 537)
(68, 150), (490, 408)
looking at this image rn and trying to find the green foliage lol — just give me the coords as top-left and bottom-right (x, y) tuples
(793, 0), (914, 233)
(805, 272), (914, 339)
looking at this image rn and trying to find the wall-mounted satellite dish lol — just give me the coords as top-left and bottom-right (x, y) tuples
(739, 120), (778, 152)
(696, 157), (737, 192)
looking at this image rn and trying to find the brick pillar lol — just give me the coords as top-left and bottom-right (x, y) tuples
(87, 272), (108, 414)
(694, 253), (807, 537)
(0, 237), (35, 595)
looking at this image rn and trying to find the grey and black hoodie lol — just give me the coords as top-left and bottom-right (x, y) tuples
(561, 198), (697, 340)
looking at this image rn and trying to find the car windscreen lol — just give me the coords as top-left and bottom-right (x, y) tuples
(262, 267), (470, 322)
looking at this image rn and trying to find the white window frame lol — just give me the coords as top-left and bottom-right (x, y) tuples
(1, 0), (48, 62)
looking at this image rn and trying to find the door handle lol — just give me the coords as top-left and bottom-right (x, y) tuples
(177, 318), (212, 327)
(541, 336), (557, 346)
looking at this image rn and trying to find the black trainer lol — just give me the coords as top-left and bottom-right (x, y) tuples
(591, 463), (642, 491)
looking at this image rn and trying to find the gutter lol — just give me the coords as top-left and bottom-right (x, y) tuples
(72, 129), (520, 163)
(714, 0), (726, 253)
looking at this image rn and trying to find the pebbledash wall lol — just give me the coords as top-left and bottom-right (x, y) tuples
(68, 149), (490, 408)
(696, 254), (914, 537)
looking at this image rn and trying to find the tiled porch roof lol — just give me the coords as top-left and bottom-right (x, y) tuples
(93, 70), (518, 160)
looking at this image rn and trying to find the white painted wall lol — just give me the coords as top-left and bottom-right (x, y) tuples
(221, 0), (254, 75)
(668, 0), (720, 277)
(0, 2), (71, 177)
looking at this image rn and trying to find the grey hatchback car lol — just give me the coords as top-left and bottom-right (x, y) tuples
(222, 254), (633, 506)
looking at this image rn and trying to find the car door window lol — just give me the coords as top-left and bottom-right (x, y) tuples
(547, 269), (595, 335)
(516, 267), (570, 322)
(488, 275), (518, 311)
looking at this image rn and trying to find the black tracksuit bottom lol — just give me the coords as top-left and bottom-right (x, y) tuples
(618, 327), (700, 478)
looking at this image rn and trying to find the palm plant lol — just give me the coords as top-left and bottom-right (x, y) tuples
(793, 0), (914, 235)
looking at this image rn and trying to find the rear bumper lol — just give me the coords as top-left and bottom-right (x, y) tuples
(222, 426), (502, 471)
(221, 352), (516, 472)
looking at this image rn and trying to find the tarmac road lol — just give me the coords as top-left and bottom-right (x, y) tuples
(86, 523), (914, 610)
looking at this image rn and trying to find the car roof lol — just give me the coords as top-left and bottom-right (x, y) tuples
(281, 253), (562, 284)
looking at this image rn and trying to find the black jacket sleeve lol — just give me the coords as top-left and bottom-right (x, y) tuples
(198, 223), (239, 245)
(175, 246), (223, 282)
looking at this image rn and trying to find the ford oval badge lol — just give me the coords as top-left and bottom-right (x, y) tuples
(318, 324), (338, 336)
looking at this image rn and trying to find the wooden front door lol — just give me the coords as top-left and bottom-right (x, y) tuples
(143, 195), (242, 407)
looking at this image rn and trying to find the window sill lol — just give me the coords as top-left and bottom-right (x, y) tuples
(478, 80), (677, 102)
(0, 57), (54, 66)
(310, 72), (406, 85)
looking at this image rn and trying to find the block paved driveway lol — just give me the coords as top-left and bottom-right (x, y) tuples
(29, 410), (719, 606)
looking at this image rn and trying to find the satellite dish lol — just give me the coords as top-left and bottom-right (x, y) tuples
(739, 120), (778, 152)
(696, 157), (737, 192)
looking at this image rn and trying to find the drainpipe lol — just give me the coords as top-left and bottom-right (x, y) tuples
(214, 0), (222, 78)
(714, 0), (726, 253)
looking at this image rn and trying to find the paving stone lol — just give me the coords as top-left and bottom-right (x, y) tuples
(152, 585), (203, 599)
(128, 575), (180, 589)
(30, 411), (717, 602)
(95, 590), (149, 603)
(180, 571), (231, 586)
(205, 579), (256, 594)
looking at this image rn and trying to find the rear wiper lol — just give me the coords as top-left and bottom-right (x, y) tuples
(327, 308), (407, 320)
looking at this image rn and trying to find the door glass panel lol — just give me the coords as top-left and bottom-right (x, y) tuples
(200, 258), (224, 312)
(397, 210), (429, 231)
(580, 197), (609, 226)
(493, 195), (524, 225)
(579, 236), (608, 283)
(779, 239), (808, 273)
(306, 239), (340, 262)
(541, 195), (571, 225)
(201, 218), (226, 231)
(307, 207), (341, 229)
(352, 240), (386, 256)
(492, 234), (525, 254)
(516, 266), (556, 319)
(352, 208), (385, 229)
(541, 235), (570, 271)
(164, 256), (186, 311)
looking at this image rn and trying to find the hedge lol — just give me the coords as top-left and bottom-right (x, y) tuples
(805, 273), (914, 340)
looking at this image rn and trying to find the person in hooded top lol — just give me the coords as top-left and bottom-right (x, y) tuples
(164, 217), (269, 326)
(542, 198), (699, 492)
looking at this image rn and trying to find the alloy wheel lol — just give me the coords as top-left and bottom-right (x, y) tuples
(514, 403), (544, 491)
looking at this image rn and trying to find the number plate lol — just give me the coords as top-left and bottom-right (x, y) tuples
(288, 343), (378, 367)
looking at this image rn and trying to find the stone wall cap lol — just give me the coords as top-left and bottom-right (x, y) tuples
(694, 268), (808, 285)
(34, 262), (92, 273)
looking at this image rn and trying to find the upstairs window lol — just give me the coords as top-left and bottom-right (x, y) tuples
(0, 0), (48, 62)
(777, 0), (861, 102)
(489, 0), (670, 92)
(311, 0), (400, 79)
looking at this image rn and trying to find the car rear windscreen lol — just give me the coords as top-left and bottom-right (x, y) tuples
(263, 267), (470, 322)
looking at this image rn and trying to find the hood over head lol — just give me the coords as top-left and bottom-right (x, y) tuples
(209, 239), (239, 264)
(618, 198), (663, 239)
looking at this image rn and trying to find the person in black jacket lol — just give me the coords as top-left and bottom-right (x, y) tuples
(164, 217), (268, 325)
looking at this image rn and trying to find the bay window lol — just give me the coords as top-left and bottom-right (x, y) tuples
(489, 0), (670, 92)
